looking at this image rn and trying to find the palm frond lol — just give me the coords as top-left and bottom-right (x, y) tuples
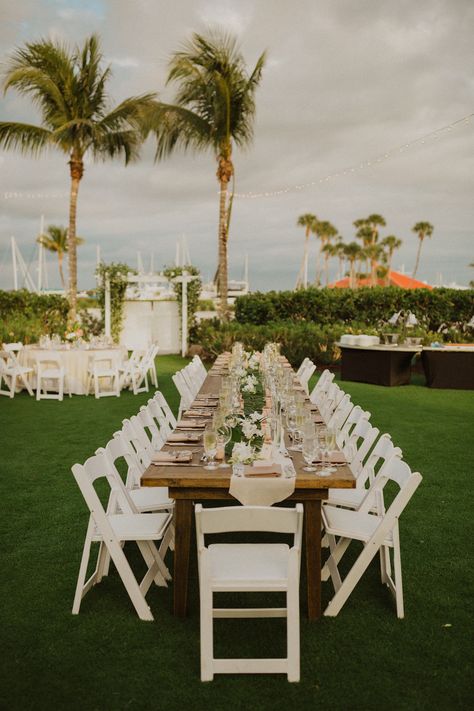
(151, 103), (212, 160)
(0, 122), (52, 156)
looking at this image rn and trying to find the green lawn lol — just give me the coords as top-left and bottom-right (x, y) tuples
(0, 355), (473, 710)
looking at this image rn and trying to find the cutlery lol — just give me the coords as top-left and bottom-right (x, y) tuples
(151, 462), (205, 467)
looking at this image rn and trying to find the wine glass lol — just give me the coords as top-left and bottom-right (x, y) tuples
(203, 425), (218, 470)
(318, 430), (334, 476)
(216, 424), (231, 468)
(302, 432), (318, 472)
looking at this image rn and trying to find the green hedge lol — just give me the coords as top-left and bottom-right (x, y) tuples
(193, 320), (372, 367)
(0, 290), (69, 344)
(234, 287), (474, 331)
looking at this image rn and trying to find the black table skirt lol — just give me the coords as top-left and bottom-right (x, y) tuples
(340, 348), (417, 387)
(421, 350), (474, 389)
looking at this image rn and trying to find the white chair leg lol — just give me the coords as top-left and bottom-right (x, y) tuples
(200, 581), (214, 681)
(105, 538), (154, 621)
(287, 571), (300, 682)
(324, 541), (380, 617)
(392, 526), (404, 618)
(321, 535), (351, 582)
(11, 374), (17, 398)
(72, 523), (94, 614)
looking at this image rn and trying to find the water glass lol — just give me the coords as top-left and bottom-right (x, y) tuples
(203, 425), (218, 470)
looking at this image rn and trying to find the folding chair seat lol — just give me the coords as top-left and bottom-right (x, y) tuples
(321, 458), (422, 618)
(71, 452), (173, 621)
(35, 353), (70, 401)
(86, 353), (120, 398)
(196, 504), (303, 682)
(0, 345), (34, 397)
(326, 433), (402, 510)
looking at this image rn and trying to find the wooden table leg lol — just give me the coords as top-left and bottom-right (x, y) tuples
(173, 498), (193, 617)
(304, 499), (322, 620)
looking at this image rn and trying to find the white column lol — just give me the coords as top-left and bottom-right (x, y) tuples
(181, 271), (188, 358)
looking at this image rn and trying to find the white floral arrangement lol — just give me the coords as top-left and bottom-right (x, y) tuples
(229, 441), (255, 464)
(241, 373), (258, 393)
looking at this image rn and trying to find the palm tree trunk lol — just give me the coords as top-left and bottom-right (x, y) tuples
(412, 237), (423, 277)
(385, 252), (393, 286)
(349, 260), (356, 289)
(325, 255), (329, 286)
(68, 154), (83, 324)
(58, 252), (65, 289)
(217, 178), (229, 318)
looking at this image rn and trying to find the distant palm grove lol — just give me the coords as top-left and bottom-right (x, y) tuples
(296, 213), (434, 289)
(0, 31), (264, 322)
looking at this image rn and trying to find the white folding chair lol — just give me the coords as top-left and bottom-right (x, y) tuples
(152, 391), (177, 431)
(326, 433), (402, 510)
(322, 458), (422, 618)
(343, 418), (379, 477)
(195, 504), (303, 682)
(319, 382), (345, 422)
(298, 360), (316, 395)
(337, 405), (370, 450)
(0, 346), (34, 397)
(296, 357), (311, 380)
(144, 398), (173, 440)
(192, 354), (207, 384)
(133, 407), (166, 451)
(99, 434), (174, 514)
(326, 393), (353, 433)
(172, 370), (195, 418)
(142, 343), (160, 389)
(71, 452), (172, 621)
(309, 368), (335, 404)
(120, 417), (154, 470)
(118, 349), (144, 391)
(35, 353), (70, 401)
(86, 353), (120, 398)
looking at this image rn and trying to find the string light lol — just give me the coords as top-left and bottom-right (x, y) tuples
(230, 112), (473, 200)
(2, 191), (68, 200)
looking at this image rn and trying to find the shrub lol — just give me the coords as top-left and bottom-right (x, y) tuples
(0, 290), (69, 344)
(234, 287), (474, 331)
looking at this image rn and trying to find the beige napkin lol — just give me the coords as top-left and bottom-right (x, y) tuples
(176, 419), (206, 429)
(167, 432), (201, 443)
(328, 451), (347, 463)
(229, 455), (296, 506)
(152, 451), (192, 463)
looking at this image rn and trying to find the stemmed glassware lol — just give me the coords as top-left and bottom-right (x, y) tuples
(302, 431), (318, 471)
(216, 423), (231, 468)
(203, 424), (218, 470)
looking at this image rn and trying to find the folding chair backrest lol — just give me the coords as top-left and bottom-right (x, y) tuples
(120, 418), (152, 469)
(327, 393), (353, 431)
(296, 357), (311, 379)
(196, 505), (303, 549)
(3, 342), (23, 353)
(372, 459), (422, 524)
(72, 452), (132, 517)
(100, 436), (143, 500)
(338, 405), (370, 447)
(172, 371), (194, 412)
(135, 408), (165, 450)
(345, 419), (379, 473)
(152, 391), (177, 430)
(192, 355), (207, 382)
(146, 399), (173, 438)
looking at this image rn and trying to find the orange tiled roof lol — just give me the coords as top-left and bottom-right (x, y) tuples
(328, 271), (433, 290)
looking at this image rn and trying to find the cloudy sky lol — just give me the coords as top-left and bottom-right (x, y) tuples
(0, 0), (473, 291)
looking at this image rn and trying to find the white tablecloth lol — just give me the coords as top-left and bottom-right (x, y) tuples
(20, 345), (127, 395)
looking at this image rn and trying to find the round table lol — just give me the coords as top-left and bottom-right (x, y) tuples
(21, 344), (127, 395)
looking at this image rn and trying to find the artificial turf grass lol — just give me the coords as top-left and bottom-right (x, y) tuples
(1, 356), (473, 711)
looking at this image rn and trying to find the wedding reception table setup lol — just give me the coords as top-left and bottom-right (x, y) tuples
(337, 337), (422, 387)
(142, 343), (356, 621)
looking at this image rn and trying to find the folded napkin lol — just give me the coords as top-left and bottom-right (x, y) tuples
(313, 415), (325, 424)
(229, 454), (296, 506)
(176, 419), (206, 429)
(183, 409), (214, 418)
(167, 432), (201, 443)
(195, 394), (219, 401)
(152, 450), (192, 464)
(328, 451), (347, 464)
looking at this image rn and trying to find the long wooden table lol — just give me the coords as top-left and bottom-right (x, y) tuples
(141, 359), (356, 620)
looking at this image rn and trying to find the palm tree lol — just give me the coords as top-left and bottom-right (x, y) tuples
(380, 235), (402, 285)
(37, 225), (84, 288)
(321, 242), (340, 286)
(149, 31), (266, 317)
(343, 242), (363, 289)
(0, 35), (156, 323)
(364, 243), (384, 286)
(354, 214), (386, 284)
(314, 220), (338, 285)
(296, 213), (317, 289)
(412, 221), (434, 277)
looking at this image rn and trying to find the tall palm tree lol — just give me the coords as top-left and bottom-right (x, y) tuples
(321, 241), (340, 286)
(343, 242), (363, 289)
(364, 243), (384, 286)
(314, 220), (338, 285)
(0, 35), (156, 323)
(412, 221), (434, 277)
(380, 235), (402, 284)
(149, 31), (265, 317)
(37, 225), (84, 288)
(354, 214), (386, 284)
(296, 213), (317, 289)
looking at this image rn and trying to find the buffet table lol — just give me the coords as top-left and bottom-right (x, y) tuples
(421, 346), (474, 389)
(337, 343), (422, 387)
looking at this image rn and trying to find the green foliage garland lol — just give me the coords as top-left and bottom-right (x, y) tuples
(0, 290), (69, 344)
(163, 265), (202, 337)
(96, 263), (134, 343)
